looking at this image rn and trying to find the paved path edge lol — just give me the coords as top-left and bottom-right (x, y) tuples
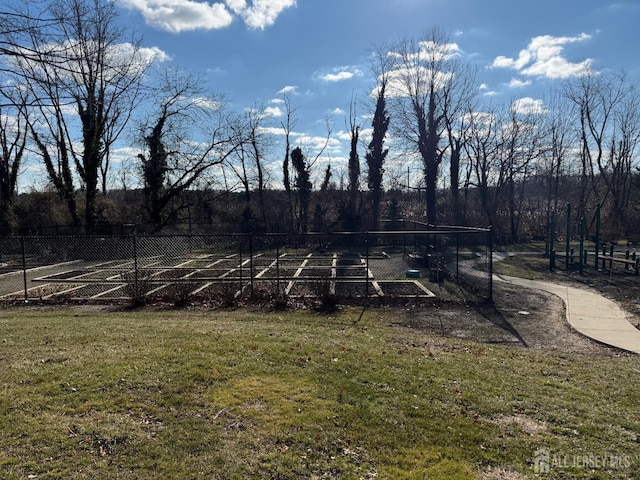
(496, 274), (640, 355)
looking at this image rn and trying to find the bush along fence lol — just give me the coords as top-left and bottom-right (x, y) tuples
(0, 226), (492, 305)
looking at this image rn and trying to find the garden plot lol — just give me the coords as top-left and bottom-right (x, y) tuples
(0, 257), (28, 275)
(2, 250), (436, 302)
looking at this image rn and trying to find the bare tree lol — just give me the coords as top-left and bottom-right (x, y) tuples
(463, 101), (544, 240)
(0, 85), (29, 228)
(342, 95), (361, 230)
(443, 87), (476, 224)
(0, 6), (64, 82)
(388, 28), (475, 224)
(501, 103), (545, 242)
(463, 108), (501, 227)
(226, 118), (253, 205)
(137, 70), (240, 229)
(248, 106), (270, 224)
(224, 104), (272, 226)
(280, 93), (298, 231)
(539, 92), (576, 248)
(5, 0), (156, 231)
(565, 70), (640, 236)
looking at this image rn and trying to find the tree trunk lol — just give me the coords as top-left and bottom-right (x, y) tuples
(450, 145), (461, 224)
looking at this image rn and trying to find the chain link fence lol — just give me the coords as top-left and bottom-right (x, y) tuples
(0, 226), (492, 305)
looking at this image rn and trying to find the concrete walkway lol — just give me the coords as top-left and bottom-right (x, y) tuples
(496, 275), (640, 355)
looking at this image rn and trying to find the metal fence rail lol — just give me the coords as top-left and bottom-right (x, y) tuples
(0, 227), (492, 305)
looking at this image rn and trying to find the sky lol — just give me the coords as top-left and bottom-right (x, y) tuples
(20, 0), (640, 190)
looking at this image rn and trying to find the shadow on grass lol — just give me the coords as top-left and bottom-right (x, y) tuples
(473, 303), (529, 347)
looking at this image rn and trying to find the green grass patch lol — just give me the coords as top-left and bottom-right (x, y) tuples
(494, 241), (548, 253)
(0, 307), (639, 479)
(491, 253), (557, 280)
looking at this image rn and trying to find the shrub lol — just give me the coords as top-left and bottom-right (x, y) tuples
(121, 269), (155, 306)
(311, 279), (340, 312)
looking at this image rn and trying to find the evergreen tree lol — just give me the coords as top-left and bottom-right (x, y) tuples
(366, 82), (390, 229)
(291, 147), (312, 233)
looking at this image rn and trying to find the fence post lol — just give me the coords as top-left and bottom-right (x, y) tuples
(565, 202), (571, 270)
(579, 216), (584, 275)
(403, 229), (407, 257)
(21, 236), (28, 302)
(365, 232), (369, 300)
(132, 232), (138, 297)
(276, 242), (280, 294)
(488, 226), (493, 303)
(594, 204), (601, 269)
(249, 234), (254, 296)
(456, 231), (460, 284)
(549, 210), (556, 271)
(238, 235), (243, 291)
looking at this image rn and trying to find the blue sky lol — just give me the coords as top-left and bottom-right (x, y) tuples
(27, 0), (640, 190)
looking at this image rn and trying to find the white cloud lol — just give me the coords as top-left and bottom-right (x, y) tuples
(263, 105), (283, 117)
(335, 130), (351, 141)
(269, 98), (284, 104)
(511, 97), (547, 115)
(257, 126), (305, 136)
(462, 111), (495, 126)
(491, 33), (592, 79)
(388, 40), (461, 63)
(359, 127), (373, 144)
(112, 43), (171, 66)
(118, 0), (295, 32)
(332, 108), (345, 115)
(225, 0), (296, 29)
(478, 83), (499, 96)
(295, 135), (341, 154)
(257, 126), (286, 136)
(225, 0), (246, 10)
(243, 104), (283, 119)
(110, 146), (144, 164)
(192, 96), (223, 110)
(321, 71), (354, 82)
(277, 85), (297, 94)
(381, 40), (460, 98)
(317, 66), (363, 83)
(385, 66), (454, 98)
(508, 78), (531, 88)
(0, 113), (21, 136)
(119, 0), (234, 32)
(9, 40), (168, 88)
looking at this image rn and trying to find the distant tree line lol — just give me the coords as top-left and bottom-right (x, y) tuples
(1, 1), (640, 242)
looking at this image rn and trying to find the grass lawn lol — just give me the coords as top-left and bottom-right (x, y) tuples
(491, 254), (557, 281)
(1, 306), (639, 479)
